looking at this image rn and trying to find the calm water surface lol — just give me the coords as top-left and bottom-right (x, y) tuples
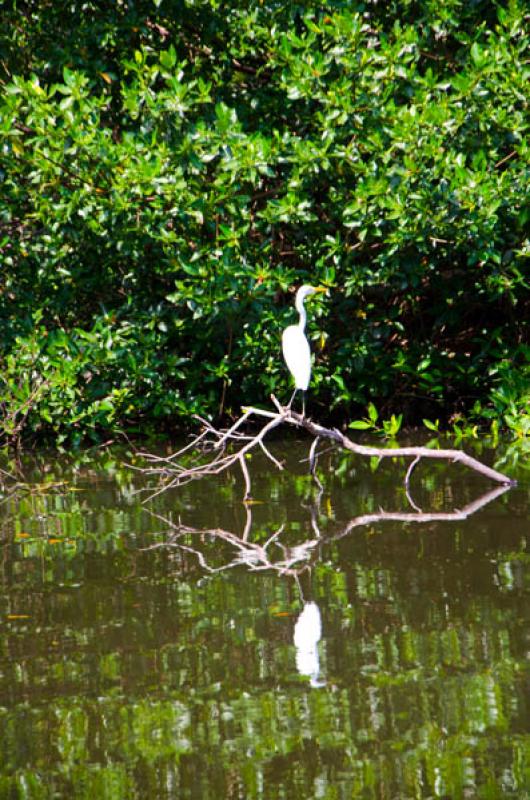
(0, 438), (529, 799)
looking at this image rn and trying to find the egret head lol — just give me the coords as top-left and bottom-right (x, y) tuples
(296, 285), (327, 303)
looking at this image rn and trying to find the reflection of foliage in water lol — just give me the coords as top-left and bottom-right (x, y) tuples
(0, 447), (529, 798)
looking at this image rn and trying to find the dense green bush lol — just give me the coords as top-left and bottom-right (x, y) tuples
(1, 1), (528, 444)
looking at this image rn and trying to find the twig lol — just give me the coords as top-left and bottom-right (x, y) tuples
(309, 436), (323, 491)
(494, 150), (517, 169)
(239, 454), (252, 501)
(258, 439), (284, 471)
(405, 455), (421, 487)
(405, 484), (423, 513)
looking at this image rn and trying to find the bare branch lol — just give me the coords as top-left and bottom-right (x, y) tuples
(131, 399), (515, 495)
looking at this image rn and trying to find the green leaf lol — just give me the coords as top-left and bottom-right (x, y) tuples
(422, 418), (439, 432)
(367, 403), (378, 423)
(349, 420), (373, 430)
(160, 46), (177, 70)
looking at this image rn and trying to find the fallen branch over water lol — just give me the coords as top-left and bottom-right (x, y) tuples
(133, 397), (515, 499)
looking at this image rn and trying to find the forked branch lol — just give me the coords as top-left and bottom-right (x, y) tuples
(132, 397), (515, 499)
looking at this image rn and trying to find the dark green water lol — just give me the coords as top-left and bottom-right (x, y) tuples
(0, 439), (529, 799)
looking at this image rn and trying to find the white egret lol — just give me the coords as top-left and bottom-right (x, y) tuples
(282, 285), (326, 415)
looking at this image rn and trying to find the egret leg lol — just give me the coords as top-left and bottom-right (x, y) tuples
(302, 391), (306, 418)
(287, 388), (298, 409)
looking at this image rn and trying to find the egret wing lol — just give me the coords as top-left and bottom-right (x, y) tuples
(282, 325), (311, 390)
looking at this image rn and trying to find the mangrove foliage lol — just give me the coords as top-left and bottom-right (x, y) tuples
(1, 1), (529, 445)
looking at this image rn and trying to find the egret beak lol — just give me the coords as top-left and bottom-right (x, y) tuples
(314, 286), (328, 296)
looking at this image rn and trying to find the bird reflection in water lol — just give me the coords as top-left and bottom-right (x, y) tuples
(294, 600), (325, 688)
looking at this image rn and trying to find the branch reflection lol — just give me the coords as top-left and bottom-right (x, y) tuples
(145, 483), (510, 688)
(146, 483), (511, 577)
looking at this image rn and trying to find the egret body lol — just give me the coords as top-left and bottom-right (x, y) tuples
(282, 284), (326, 414)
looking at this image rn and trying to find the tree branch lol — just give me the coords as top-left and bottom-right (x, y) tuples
(132, 397), (515, 497)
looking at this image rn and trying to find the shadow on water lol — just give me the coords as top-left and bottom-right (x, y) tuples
(0, 437), (529, 798)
